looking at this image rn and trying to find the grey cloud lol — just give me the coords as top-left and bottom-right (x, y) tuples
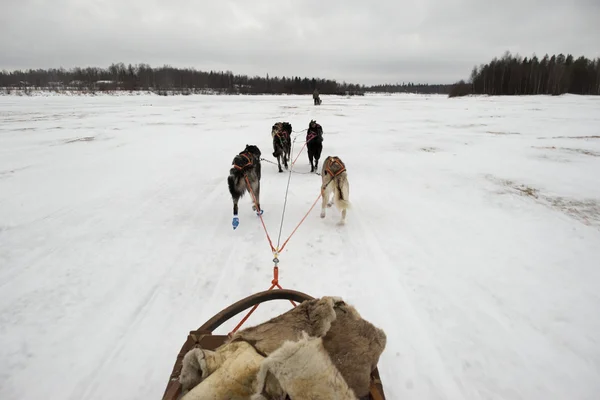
(1, 0), (598, 84)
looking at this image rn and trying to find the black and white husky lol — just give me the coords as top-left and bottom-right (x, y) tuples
(227, 144), (262, 229)
(320, 156), (350, 224)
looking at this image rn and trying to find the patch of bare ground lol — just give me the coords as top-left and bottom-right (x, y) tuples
(65, 136), (95, 143)
(540, 135), (600, 140)
(532, 146), (600, 157)
(449, 123), (487, 129)
(546, 197), (600, 227)
(486, 175), (600, 228)
(534, 153), (571, 163)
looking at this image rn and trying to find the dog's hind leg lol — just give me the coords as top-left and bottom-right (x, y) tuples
(335, 177), (350, 225)
(284, 141), (291, 170)
(233, 198), (239, 216)
(320, 190), (328, 218)
(320, 178), (333, 218)
(314, 145), (322, 172)
(273, 142), (283, 173)
(250, 180), (262, 215)
(231, 196), (240, 229)
(228, 174), (241, 229)
(308, 151), (315, 173)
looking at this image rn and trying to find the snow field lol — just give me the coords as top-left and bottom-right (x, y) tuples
(1, 93), (600, 399)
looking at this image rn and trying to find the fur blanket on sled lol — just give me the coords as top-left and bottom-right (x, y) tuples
(178, 296), (386, 400)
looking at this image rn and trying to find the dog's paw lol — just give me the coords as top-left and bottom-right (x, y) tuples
(327, 202), (333, 208)
(232, 216), (239, 229)
(320, 211), (326, 218)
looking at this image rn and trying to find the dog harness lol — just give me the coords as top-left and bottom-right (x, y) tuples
(274, 130), (289, 143)
(321, 158), (346, 195)
(233, 152), (253, 170)
(306, 125), (322, 142)
(324, 158), (346, 177)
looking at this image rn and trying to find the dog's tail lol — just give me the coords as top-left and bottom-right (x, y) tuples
(334, 176), (351, 210)
(228, 170), (243, 198)
(272, 143), (282, 157)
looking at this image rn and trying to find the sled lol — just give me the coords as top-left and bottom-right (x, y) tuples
(162, 289), (386, 400)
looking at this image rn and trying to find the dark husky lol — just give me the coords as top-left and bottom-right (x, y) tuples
(227, 144), (262, 229)
(306, 120), (324, 173)
(271, 122), (292, 173)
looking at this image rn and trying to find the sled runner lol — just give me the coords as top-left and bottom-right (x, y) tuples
(162, 289), (386, 399)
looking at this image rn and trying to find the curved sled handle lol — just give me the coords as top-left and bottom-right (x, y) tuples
(197, 289), (314, 333)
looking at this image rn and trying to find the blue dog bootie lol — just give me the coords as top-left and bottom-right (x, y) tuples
(232, 216), (239, 229)
(256, 209), (264, 216)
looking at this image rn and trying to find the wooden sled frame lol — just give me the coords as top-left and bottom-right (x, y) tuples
(162, 289), (386, 400)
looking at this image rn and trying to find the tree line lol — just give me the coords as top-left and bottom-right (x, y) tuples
(365, 83), (452, 94)
(450, 51), (600, 97)
(0, 63), (454, 95)
(0, 63), (368, 95)
(0, 63), (365, 95)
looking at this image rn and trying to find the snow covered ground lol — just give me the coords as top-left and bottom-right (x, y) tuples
(1, 93), (600, 400)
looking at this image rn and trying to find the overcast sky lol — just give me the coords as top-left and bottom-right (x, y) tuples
(1, 0), (599, 85)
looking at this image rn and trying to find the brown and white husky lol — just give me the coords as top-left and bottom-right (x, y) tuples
(320, 156), (350, 224)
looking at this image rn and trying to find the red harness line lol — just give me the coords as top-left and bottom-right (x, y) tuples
(228, 137), (329, 335)
(291, 131), (319, 166)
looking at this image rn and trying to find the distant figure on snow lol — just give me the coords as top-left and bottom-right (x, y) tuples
(313, 89), (321, 105)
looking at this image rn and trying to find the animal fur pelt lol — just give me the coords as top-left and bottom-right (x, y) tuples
(306, 120), (324, 173)
(179, 296), (386, 400)
(320, 156), (350, 224)
(180, 341), (265, 400)
(271, 122), (292, 173)
(252, 332), (357, 400)
(227, 144), (262, 229)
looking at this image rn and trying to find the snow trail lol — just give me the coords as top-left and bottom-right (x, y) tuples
(1, 93), (600, 399)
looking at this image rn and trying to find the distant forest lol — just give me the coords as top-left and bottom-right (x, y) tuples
(0, 63), (450, 95)
(4, 52), (597, 97)
(363, 83), (452, 94)
(450, 52), (600, 97)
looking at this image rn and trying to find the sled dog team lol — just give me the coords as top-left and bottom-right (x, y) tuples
(228, 120), (350, 229)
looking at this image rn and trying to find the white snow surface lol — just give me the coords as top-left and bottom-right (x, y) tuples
(1, 93), (600, 400)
